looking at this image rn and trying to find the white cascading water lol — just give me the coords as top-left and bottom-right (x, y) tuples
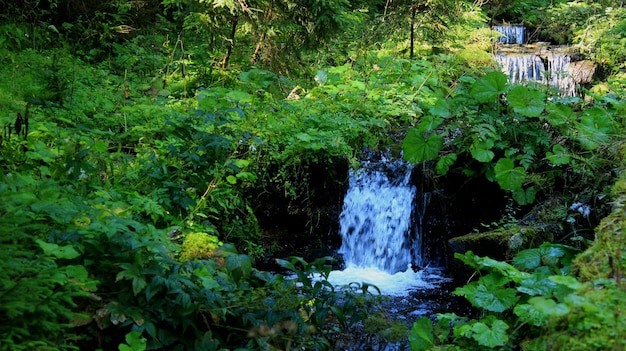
(494, 25), (579, 96)
(494, 25), (526, 44)
(326, 156), (442, 296)
(495, 53), (546, 84)
(547, 54), (576, 97)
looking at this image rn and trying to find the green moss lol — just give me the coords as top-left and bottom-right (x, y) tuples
(179, 232), (223, 262)
(449, 226), (547, 261)
(522, 284), (626, 351)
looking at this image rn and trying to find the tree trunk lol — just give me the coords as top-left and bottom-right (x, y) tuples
(222, 16), (239, 69)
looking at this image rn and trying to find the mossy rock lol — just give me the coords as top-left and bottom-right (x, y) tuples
(448, 225), (554, 281)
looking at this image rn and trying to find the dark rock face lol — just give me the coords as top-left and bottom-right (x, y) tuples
(251, 157), (349, 267)
(416, 170), (508, 268)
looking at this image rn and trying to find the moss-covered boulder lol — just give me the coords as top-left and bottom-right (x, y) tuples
(448, 225), (555, 281)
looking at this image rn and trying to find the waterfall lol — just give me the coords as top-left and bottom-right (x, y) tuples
(547, 54), (576, 97)
(338, 157), (418, 274)
(493, 25), (585, 96)
(495, 53), (546, 84)
(494, 25), (525, 44)
(325, 154), (444, 296)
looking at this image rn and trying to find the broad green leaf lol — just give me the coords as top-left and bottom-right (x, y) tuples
(576, 106), (615, 150)
(225, 90), (253, 103)
(471, 71), (509, 103)
(402, 128), (444, 163)
(118, 331), (147, 351)
(517, 274), (556, 296)
(194, 266), (222, 290)
(436, 153), (457, 175)
(409, 317), (435, 351)
(132, 277), (147, 295)
(470, 141), (495, 162)
(226, 254), (252, 282)
(454, 282), (517, 312)
(545, 103), (575, 126)
(415, 115), (443, 133)
(512, 186), (536, 205)
(549, 275), (583, 290)
(528, 297), (569, 317)
(471, 319), (509, 347)
(494, 158), (526, 190)
(546, 144), (571, 165)
(507, 86), (545, 117)
(36, 239), (80, 259)
(513, 304), (546, 327)
(513, 248), (542, 270)
(429, 99), (451, 118)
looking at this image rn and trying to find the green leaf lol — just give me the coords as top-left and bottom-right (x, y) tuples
(470, 71), (509, 103)
(528, 297), (570, 317)
(429, 99), (451, 118)
(402, 129), (444, 163)
(545, 103), (575, 126)
(119, 331), (147, 351)
(513, 303), (547, 327)
(470, 141), (495, 162)
(132, 277), (148, 295)
(471, 319), (509, 348)
(194, 266), (222, 291)
(435, 153), (457, 175)
(513, 248), (542, 270)
(507, 86), (545, 117)
(36, 239), (80, 259)
(454, 282), (517, 312)
(409, 317), (435, 351)
(576, 106), (615, 150)
(546, 144), (571, 165)
(494, 158), (526, 191)
(548, 275), (583, 290)
(226, 175), (237, 184)
(225, 254), (252, 282)
(512, 186), (536, 205)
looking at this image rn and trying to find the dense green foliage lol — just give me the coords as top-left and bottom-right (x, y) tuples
(1, 0), (625, 349)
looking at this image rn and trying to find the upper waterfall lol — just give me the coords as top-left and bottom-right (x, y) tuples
(494, 25), (526, 44)
(493, 25), (595, 96)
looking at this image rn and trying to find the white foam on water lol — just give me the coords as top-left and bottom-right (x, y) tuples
(326, 266), (447, 297)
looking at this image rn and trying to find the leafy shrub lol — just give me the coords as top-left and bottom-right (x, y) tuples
(402, 70), (619, 206)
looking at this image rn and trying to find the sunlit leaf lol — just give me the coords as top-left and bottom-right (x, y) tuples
(402, 128), (444, 163)
(470, 141), (495, 162)
(545, 103), (575, 126)
(507, 86), (545, 117)
(470, 71), (508, 103)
